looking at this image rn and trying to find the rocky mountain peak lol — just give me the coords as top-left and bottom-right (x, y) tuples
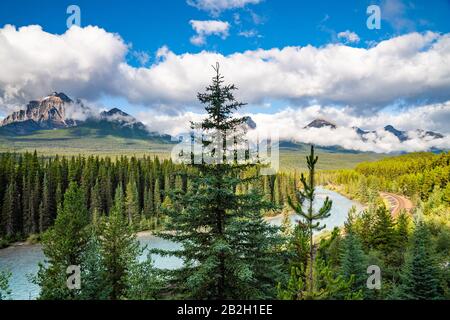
(1, 92), (76, 130)
(102, 107), (129, 117)
(305, 119), (337, 129)
(384, 125), (408, 142)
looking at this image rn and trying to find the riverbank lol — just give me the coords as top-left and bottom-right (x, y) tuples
(1, 186), (361, 300)
(1, 186), (360, 252)
(323, 183), (366, 208)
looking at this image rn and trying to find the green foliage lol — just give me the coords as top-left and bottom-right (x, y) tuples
(371, 205), (396, 256)
(288, 146), (333, 234)
(97, 184), (142, 300)
(278, 259), (362, 300)
(1, 181), (19, 239)
(326, 151), (450, 203)
(280, 148), (364, 300)
(340, 216), (367, 297)
(287, 145), (332, 296)
(397, 222), (442, 300)
(286, 223), (311, 275)
(317, 227), (342, 269)
(125, 179), (140, 230)
(0, 270), (12, 300)
(125, 255), (161, 300)
(0, 152), (189, 245)
(155, 65), (283, 300)
(34, 182), (90, 300)
(77, 228), (109, 300)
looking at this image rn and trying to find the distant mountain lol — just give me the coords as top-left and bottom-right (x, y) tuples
(0, 92), (81, 134)
(245, 116), (257, 129)
(416, 129), (444, 140)
(83, 108), (170, 140)
(305, 119), (337, 129)
(353, 124), (444, 143)
(280, 119), (446, 153)
(0, 92), (172, 142)
(383, 125), (409, 142)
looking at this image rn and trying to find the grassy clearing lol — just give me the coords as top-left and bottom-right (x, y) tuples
(0, 131), (387, 169)
(279, 150), (388, 171)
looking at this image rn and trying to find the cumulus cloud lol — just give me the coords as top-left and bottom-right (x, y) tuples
(337, 30), (360, 44)
(1, 25), (450, 116)
(187, 0), (262, 16)
(246, 104), (450, 153)
(0, 24), (127, 112)
(138, 102), (450, 153)
(189, 20), (230, 46)
(64, 101), (100, 122)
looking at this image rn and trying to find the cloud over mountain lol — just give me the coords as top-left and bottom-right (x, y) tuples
(137, 102), (450, 153)
(1, 25), (450, 115)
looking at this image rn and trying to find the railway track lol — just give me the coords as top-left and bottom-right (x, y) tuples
(380, 192), (414, 217)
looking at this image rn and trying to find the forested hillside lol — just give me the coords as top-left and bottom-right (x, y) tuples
(312, 152), (450, 299)
(0, 152), (301, 247)
(1, 69), (448, 301)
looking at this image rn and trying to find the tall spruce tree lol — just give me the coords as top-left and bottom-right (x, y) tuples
(39, 173), (53, 233)
(340, 213), (367, 297)
(155, 64), (282, 299)
(1, 181), (20, 238)
(97, 184), (141, 300)
(287, 145), (332, 297)
(398, 221), (441, 299)
(371, 205), (396, 253)
(153, 178), (161, 219)
(391, 210), (411, 275)
(90, 179), (102, 224)
(125, 179), (140, 229)
(34, 182), (90, 299)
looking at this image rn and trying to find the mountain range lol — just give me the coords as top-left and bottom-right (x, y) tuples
(303, 119), (444, 143)
(0, 92), (171, 141)
(0, 93), (446, 154)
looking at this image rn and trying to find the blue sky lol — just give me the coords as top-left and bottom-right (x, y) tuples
(1, 0), (450, 151)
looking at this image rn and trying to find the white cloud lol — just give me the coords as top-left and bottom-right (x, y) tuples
(337, 30), (360, 43)
(64, 101), (99, 122)
(246, 103), (450, 153)
(187, 0), (262, 16)
(189, 20), (230, 46)
(0, 24), (127, 112)
(137, 102), (450, 153)
(1, 25), (450, 117)
(138, 110), (204, 136)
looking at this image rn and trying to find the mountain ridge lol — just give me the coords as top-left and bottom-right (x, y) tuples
(0, 92), (171, 142)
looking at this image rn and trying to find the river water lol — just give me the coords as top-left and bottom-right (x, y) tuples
(0, 187), (361, 300)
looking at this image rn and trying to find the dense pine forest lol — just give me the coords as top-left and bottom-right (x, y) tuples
(0, 152), (300, 247)
(0, 68), (449, 300)
(314, 152), (450, 299)
(325, 152), (450, 204)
